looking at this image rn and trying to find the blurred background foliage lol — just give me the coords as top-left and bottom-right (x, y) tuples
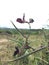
(0, 28), (49, 65)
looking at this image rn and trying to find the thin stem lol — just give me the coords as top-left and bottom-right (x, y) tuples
(42, 28), (47, 42)
(25, 23), (31, 44)
(36, 57), (48, 64)
(10, 21), (26, 38)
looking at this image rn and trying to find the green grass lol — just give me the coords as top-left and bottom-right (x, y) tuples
(0, 29), (49, 65)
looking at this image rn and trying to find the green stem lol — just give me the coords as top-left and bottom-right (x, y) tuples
(35, 57), (48, 64)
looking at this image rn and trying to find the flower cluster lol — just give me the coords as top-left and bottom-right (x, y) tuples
(16, 14), (34, 23)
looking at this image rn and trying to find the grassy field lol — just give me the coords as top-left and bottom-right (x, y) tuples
(0, 28), (49, 65)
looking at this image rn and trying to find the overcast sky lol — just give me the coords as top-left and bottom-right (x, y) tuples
(0, 0), (49, 29)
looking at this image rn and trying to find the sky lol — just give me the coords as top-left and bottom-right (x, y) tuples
(0, 0), (49, 29)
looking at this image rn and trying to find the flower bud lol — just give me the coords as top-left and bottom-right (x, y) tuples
(29, 18), (34, 23)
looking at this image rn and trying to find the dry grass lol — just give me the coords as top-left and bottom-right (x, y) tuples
(0, 33), (48, 65)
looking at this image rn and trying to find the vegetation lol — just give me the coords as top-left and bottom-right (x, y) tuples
(0, 28), (45, 34)
(0, 28), (49, 65)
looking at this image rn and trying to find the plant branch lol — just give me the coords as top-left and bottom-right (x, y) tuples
(2, 46), (47, 62)
(10, 21), (26, 38)
(35, 57), (48, 64)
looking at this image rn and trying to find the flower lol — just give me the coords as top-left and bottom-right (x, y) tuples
(16, 14), (34, 23)
(23, 13), (25, 22)
(13, 46), (19, 56)
(16, 18), (24, 23)
(29, 18), (34, 23)
(16, 13), (28, 23)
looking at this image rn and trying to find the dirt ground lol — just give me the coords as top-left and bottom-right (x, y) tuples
(0, 39), (8, 43)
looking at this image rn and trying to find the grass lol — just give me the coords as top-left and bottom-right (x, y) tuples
(0, 29), (49, 65)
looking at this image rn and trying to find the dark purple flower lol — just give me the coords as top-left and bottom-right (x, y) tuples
(29, 18), (34, 23)
(16, 14), (28, 23)
(13, 47), (19, 56)
(16, 18), (24, 23)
